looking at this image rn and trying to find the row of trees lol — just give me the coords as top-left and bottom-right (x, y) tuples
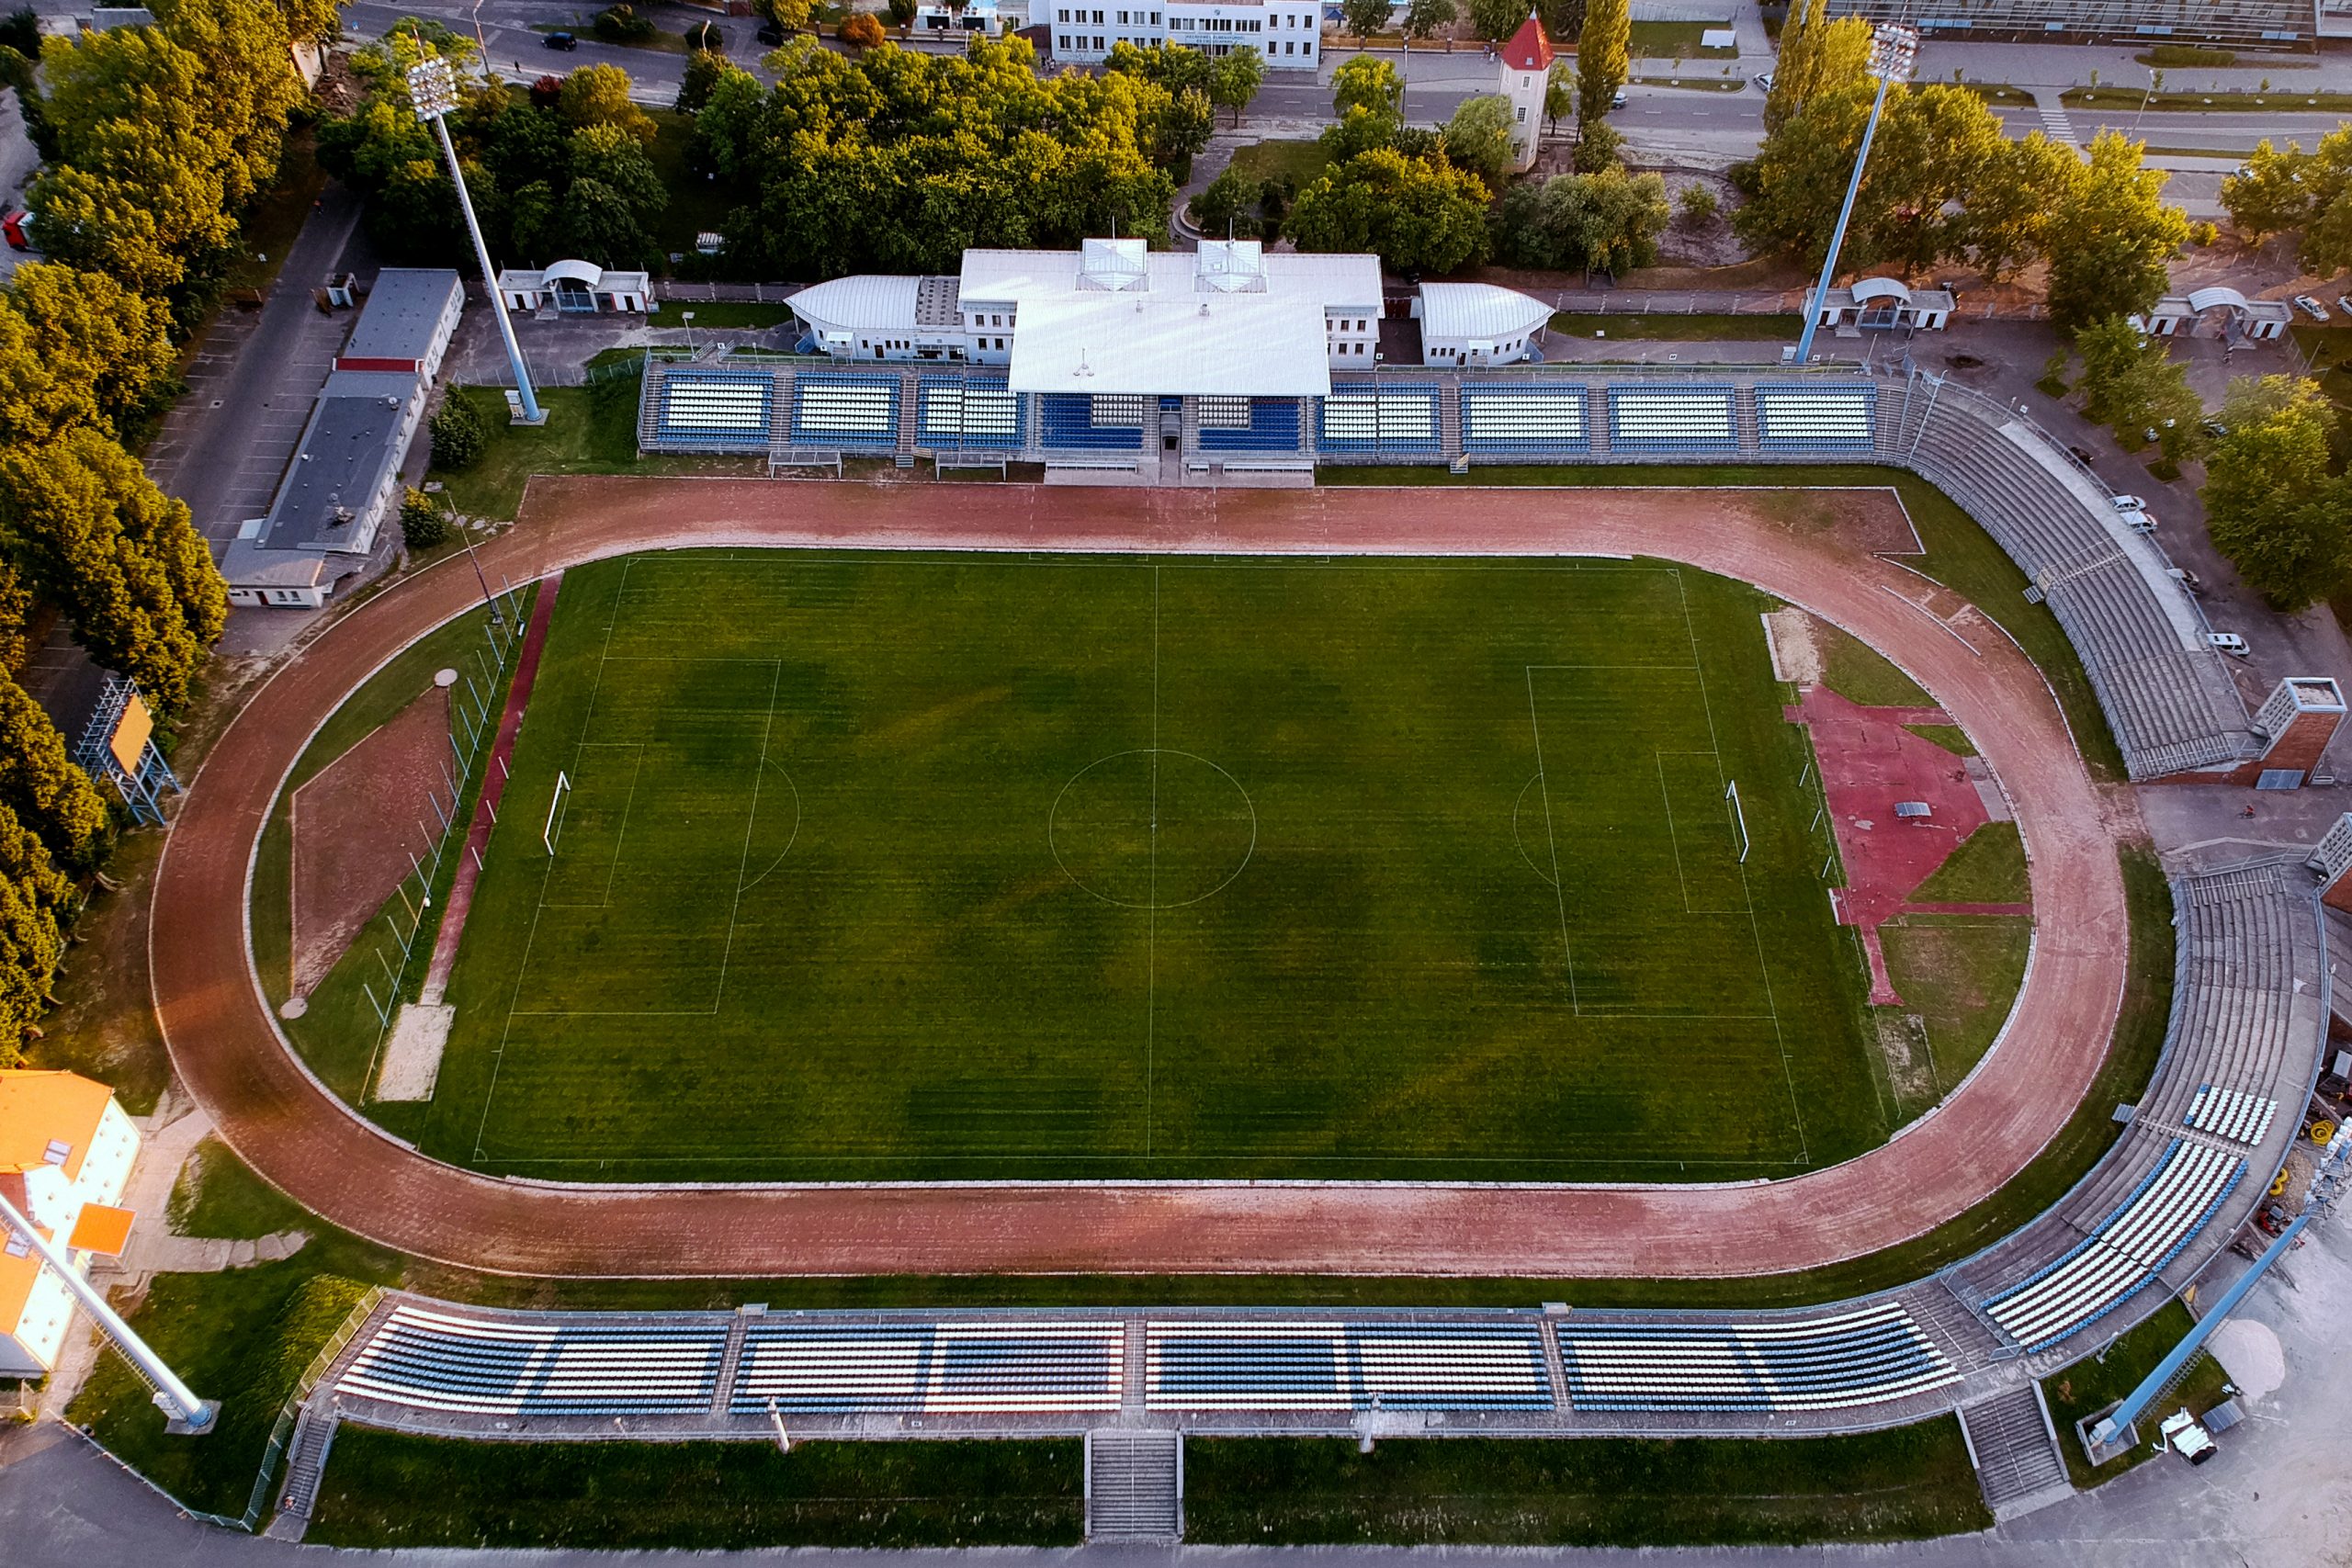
(321, 31), (673, 269)
(697, 37), (1195, 277)
(1738, 1), (2188, 330)
(0, 0), (289, 1061)
(2203, 378), (2351, 611)
(2222, 130), (2352, 277)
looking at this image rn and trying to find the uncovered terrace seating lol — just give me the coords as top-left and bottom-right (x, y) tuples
(1983, 1138), (2244, 1353)
(1145, 1321), (1552, 1411)
(1554, 1302), (1959, 1412)
(334, 1304), (728, 1416)
(656, 370), (775, 450)
(1038, 392), (1146, 450)
(1195, 397), (1302, 453)
(1605, 386), (1738, 453)
(2186, 1086), (2278, 1146)
(2132, 863), (2311, 1136)
(1316, 386), (1441, 451)
(1460, 386), (1589, 454)
(729, 1321), (1125, 1414)
(1754, 385), (1876, 453)
(791, 374), (899, 446)
(918, 376), (1023, 449)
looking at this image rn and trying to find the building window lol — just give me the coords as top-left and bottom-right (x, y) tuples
(1516, 106), (1526, 121)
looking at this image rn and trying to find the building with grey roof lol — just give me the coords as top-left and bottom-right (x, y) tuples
(223, 269), (463, 609)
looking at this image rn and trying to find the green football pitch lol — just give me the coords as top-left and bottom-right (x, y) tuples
(421, 549), (1890, 1182)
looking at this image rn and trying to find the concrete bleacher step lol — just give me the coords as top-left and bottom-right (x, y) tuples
(1086, 1429), (1182, 1540)
(1961, 1386), (2073, 1518)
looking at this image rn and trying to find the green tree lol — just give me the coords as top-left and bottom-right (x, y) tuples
(2073, 315), (2202, 462)
(1577, 0), (1629, 146)
(1544, 58), (1574, 134)
(677, 48), (727, 112)
(1404, 0), (1456, 48)
(2203, 376), (2349, 610)
(690, 62), (767, 181)
(1467, 0), (1524, 40)
(1962, 130), (2084, 282)
(400, 487), (450, 550)
(839, 11), (885, 47)
(559, 62), (657, 143)
(0, 263), (177, 447)
(1339, 0), (1391, 41)
(887, 0), (918, 27)
(0, 795), (74, 1064)
(1444, 95), (1518, 187)
(429, 394), (487, 471)
(2046, 132), (2188, 333)
(1209, 47), (1262, 129)
(1190, 164), (1263, 238)
(756, 0), (814, 31)
(1494, 163), (1668, 271)
(0, 675), (109, 865)
(0, 428), (227, 712)
(0, 560), (29, 671)
(1289, 147), (1491, 273)
(1763, 0), (1871, 135)
(1332, 54), (1404, 118)
(2219, 137), (2315, 243)
(1107, 39), (1214, 95)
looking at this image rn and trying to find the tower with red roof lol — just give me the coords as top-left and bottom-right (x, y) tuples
(1499, 13), (1555, 172)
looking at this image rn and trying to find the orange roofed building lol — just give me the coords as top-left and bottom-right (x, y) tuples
(0, 1071), (140, 1376)
(1499, 14), (1557, 174)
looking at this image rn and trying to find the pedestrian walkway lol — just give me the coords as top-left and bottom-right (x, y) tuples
(2031, 88), (2080, 147)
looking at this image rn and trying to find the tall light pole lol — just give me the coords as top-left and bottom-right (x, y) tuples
(407, 55), (545, 425)
(1792, 24), (1919, 367)
(0, 1191), (216, 1434)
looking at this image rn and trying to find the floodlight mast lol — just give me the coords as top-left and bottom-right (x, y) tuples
(1792, 25), (1920, 368)
(0, 1190), (216, 1433)
(408, 55), (544, 424)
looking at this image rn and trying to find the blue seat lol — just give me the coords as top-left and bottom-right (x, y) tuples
(658, 370), (774, 450)
(1197, 397), (1301, 453)
(1038, 393), (1146, 451)
(1756, 384), (1877, 452)
(791, 373), (899, 447)
(1607, 385), (1737, 452)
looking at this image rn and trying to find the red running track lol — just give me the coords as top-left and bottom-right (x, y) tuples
(150, 479), (2125, 1279)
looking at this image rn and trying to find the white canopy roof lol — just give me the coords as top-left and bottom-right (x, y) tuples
(544, 258), (605, 288)
(960, 246), (1382, 310)
(787, 274), (929, 334)
(1417, 282), (1551, 344)
(1007, 293), (1332, 398)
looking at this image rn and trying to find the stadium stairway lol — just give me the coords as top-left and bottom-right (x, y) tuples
(1734, 386), (1762, 456)
(895, 369), (921, 468)
(1960, 1386), (2073, 1519)
(266, 1406), (340, 1540)
(1086, 1429), (1182, 1540)
(1440, 381), (1464, 468)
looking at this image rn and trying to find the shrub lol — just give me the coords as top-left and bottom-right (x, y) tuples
(2189, 219), (2220, 247)
(429, 396), (487, 471)
(840, 11), (886, 48)
(684, 19), (726, 51)
(1677, 185), (1719, 225)
(888, 0), (917, 24)
(593, 4), (659, 42)
(400, 488), (452, 551)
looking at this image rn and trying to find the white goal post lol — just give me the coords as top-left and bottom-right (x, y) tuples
(543, 770), (571, 856)
(1724, 778), (1750, 863)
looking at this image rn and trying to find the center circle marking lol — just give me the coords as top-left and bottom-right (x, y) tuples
(1049, 749), (1257, 909)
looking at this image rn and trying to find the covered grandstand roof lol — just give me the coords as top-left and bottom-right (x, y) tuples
(960, 247), (1382, 310)
(1007, 293), (1331, 397)
(787, 275), (931, 337)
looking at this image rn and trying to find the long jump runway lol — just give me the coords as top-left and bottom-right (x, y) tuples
(150, 479), (2125, 1279)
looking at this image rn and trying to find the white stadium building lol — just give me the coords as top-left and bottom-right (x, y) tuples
(1044, 0), (1322, 68)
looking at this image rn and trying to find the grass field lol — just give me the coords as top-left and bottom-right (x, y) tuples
(417, 549), (1889, 1182)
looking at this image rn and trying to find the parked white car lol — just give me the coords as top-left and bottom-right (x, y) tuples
(2109, 494), (2147, 513)
(1755, 72), (1774, 93)
(2293, 294), (2330, 321)
(2122, 509), (2158, 535)
(2338, 294), (2352, 317)
(2208, 632), (2250, 658)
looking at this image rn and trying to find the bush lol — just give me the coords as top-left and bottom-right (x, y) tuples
(2189, 220), (2220, 247)
(1676, 185), (1718, 226)
(888, 0), (917, 24)
(400, 488), (452, 551)
(684, 19), (726, 51)
(1574, 119), (1624, 174)
(839, 11), (885, 48)
(429, 396), (487, 471)
(593, 4), (659, 42)
(2141, 43), (2233, 68)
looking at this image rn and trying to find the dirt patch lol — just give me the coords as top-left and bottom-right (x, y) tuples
(288, 686), (451, 996)
(377, 1002), (454, 1100)
(1762, 607), (1821, 683)
(1874, 1010), (1938, 1107)
(1736, 487), (1924, 556)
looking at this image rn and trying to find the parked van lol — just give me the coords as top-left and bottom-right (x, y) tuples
(2208, 633), (2249, 658)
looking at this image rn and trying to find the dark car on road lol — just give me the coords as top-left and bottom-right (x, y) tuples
(757, 21), (785, 43)
(543, 30), (578, 49)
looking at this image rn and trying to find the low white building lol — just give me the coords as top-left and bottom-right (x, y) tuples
(1046, 0), (1320, 68)
(1416, 282), (1551, 367)
(914, 0), (1029, 34)
(1, 1071), (140, 1376)
(791, 239), (1388, 380)
(2133, 286), (2290, 343)
(1808, 276), (1954, 333)
(494, 259), (652, 315)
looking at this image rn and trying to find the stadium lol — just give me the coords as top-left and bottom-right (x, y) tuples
(145, 246), (2335, 1533)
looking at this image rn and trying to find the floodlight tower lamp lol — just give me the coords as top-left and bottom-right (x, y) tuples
(1792, 23), (1921, 368)
(407, 55), (544, 424)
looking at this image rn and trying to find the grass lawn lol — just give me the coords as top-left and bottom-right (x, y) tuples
(1628, 18), (1736, 58)
(2041, 1300), (2236, 1488)
(1184, 1427), (1990, 1545)
(427, 379), (761, 521)
(1878, 916), (2030, 1109)
(1911, 822), (2027, 905)
(168, 1136), (311, 1239)
(69, 1237), (394, 1519)
(657, 299), (797, 330)
(1815, 620), (1933, 707)
(1905, 722), (1975, 756)
(2064, 87), (2352, 111)
(1952, 83), (2031, 105)
(308, 1433), (1081, 1548)
(1222, 138), (1333, 192)
(418, 549), (1894, 1183)
(1551, 312), (1803, 344)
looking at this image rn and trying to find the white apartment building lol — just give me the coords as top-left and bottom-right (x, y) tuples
(1047, 0), (1320, 68)
(1, 1070), (141, 1375)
